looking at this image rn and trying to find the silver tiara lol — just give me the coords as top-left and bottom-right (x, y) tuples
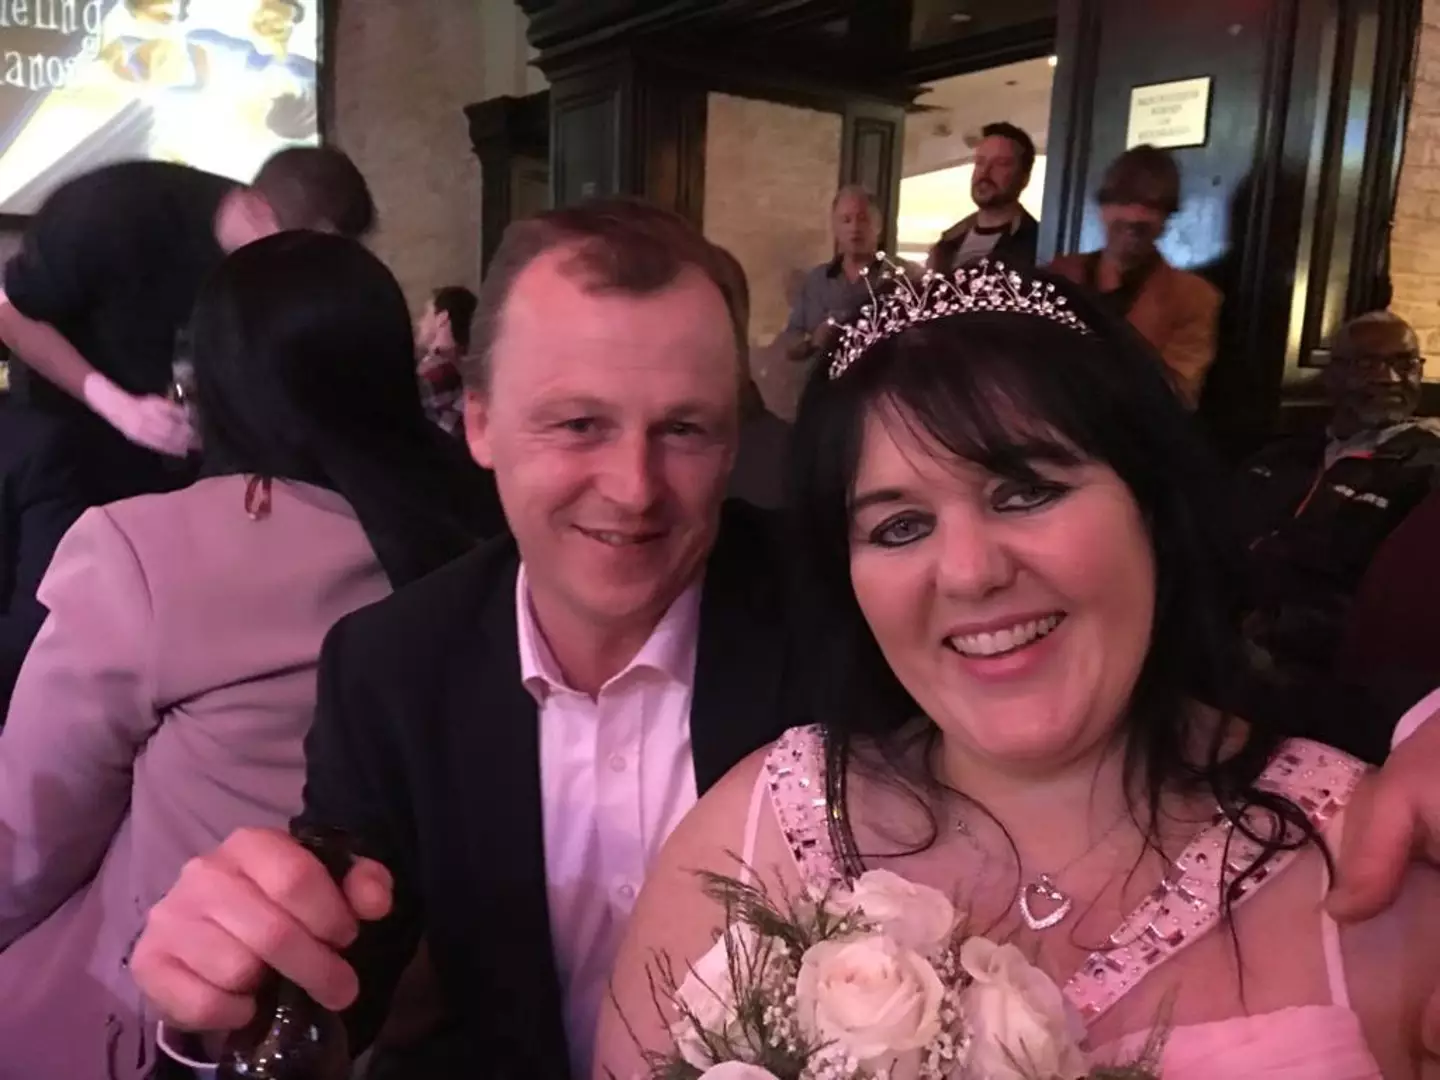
(826, 256), (1094, 380)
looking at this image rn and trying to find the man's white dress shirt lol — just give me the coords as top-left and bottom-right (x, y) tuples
(517, 565), (702, 1079)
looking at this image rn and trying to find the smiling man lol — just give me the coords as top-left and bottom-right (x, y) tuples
(130, 199), (803, 1079)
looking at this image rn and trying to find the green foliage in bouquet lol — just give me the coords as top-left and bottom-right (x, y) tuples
(610, 866), (1168, 1080)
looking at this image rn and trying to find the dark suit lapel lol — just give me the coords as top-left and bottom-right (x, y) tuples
(689, 507), (793, 794)
(448, 553), (569, 1069)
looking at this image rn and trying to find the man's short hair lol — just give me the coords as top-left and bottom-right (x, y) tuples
(126, 0), (191, 18)
(980, 122), (1037, 176)
(465, 197), (747, 391)
(831, 184), (879, 213)
(1097, 145), (1181, 216)
(1332, 310), (1419, 363)
(432, 285), (479, 352)
(251, 146), (376, 238)
(267, 0), (305, 20)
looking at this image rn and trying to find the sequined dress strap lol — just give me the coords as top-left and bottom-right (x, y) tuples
(763, 725), (847, 892)
(1063, 739), (1366, 1025)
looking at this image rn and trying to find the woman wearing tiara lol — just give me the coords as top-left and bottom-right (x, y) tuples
(595, 261), (1439, 1077)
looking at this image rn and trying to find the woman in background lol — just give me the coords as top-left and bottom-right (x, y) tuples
(0, 231), (502, 1079)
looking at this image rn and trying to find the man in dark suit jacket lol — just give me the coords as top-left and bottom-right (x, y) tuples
(132, 199), (800, 1079)
(0, 400), (85, 716)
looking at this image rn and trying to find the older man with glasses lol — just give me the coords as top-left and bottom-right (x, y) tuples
(1234, 310), (1440, 701)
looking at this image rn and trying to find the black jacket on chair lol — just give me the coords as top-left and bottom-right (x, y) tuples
(0, 403), (86, 718)
(295, 500), (804, 1078)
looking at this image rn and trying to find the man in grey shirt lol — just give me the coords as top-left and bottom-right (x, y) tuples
(774, 184), (884, 368)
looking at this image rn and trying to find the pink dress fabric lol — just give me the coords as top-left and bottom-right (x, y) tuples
(746, 726), (1384, 1079)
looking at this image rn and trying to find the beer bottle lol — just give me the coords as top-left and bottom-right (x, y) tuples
(215, 825), (354, 1080)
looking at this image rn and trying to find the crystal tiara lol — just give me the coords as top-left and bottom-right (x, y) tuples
(825, 255), (1094, 380)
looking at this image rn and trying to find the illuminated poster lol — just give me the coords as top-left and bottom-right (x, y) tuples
(0, 0), (321, 216)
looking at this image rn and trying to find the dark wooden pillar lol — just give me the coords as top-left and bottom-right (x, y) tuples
(1043, 0), (1423, 456)
(465, 92), (551, 275)
(840, 100), (907, 255)
(538, 49), (709, 224)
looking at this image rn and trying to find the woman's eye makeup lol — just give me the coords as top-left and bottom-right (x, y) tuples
(866, 511), (934, 547)
(990, 477), (1072, 512)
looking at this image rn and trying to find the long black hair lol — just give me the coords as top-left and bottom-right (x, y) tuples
(787, 266), (1319, 914)
(193, 231), (503, 586)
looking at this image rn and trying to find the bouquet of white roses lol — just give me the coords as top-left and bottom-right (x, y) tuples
(621, 868), (1164, 1080)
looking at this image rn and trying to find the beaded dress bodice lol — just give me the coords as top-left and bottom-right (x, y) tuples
(752, 726), (1384, 1077)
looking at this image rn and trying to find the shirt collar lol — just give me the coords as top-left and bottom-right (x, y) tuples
(515, 563), (703, 701)
(824, 253), (881, 279)
(1323, 418), (1432, 468)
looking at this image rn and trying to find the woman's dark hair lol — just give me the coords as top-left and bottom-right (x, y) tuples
(193, 231), (503, 586)
(787, 268), (1320, 921)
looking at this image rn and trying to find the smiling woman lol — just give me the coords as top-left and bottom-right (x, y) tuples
(593, 263), (1440, 1080)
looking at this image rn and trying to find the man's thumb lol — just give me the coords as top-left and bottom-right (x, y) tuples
(1326, 782), (1417, 921)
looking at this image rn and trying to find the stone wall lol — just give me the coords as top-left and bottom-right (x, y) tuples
(703, 92), (842, 419)
(332, 0), (488, 307)
(1392, 0), (1440, 353)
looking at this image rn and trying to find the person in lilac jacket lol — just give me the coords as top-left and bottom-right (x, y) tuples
(0, 232), (502, 1079)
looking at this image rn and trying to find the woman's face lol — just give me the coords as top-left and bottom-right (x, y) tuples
(847, 403), (1156, 774)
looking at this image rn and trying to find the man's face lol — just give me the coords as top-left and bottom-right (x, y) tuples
(252, 0), (300, 48)
(971, 135), (1030, 211)
(1326, 321), (1424, 429)
(467, 251), (740, 640)
(1099, 201), (1168, 271)
(832, 192), (880, 261)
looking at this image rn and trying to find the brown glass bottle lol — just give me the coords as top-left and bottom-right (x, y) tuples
(215, 825), (354, 1080)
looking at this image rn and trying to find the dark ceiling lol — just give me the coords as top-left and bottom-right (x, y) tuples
(519, 0), (1059, 81)
(910, 0), (1059, 50)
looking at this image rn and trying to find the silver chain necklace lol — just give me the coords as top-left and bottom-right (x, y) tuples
(956, 809), (1130, 932)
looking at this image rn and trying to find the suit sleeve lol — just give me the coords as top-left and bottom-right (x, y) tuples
(1159, 286), (1221, 409)
(0, 426), (87, 712)
(0, 508), (159, 946)
(296, 616), (424, 1055)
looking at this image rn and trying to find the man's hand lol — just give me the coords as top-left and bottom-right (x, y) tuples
(131, 827), (393, 1033)
(82, 374), (193, 456)
(810, 319), (842, 356)
(1328, 707), (1440, 1051)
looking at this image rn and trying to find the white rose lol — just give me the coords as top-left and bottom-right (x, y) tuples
(795, 934), (946, 1066)
(670, 922), (769, 1068)
(831, 869), (957, 953)
(958, 937), (1089, 1080)
(698, 1065), (782, 1080)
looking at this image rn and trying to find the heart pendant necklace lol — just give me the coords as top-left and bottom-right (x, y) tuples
(1011, 810), (1129, 932)
(1018, 874), (1074, 931)
(954, 806), (1131, 933)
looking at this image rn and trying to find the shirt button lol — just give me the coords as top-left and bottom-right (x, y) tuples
(608, 754), (628, 773)
(617, 882), (636, 901)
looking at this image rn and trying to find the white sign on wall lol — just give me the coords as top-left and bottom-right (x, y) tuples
(1126, 77), (1212, 150)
